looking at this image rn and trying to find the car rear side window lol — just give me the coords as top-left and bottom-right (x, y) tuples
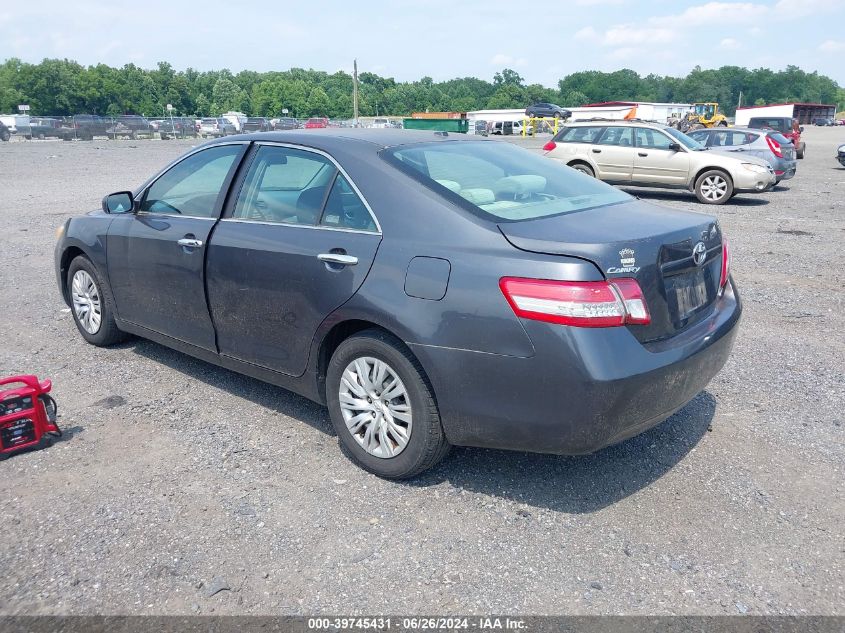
(320, 174), (377, 232)
(596, 126), (633, 146)
(233, 145), (336, 225)
(384, 140), (630, 221)
(710, 131), (757, 147)
(140, 144), (242, 218)
(554, 126), (603, 143)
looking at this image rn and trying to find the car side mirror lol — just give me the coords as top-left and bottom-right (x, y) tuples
(669, 142), (682, 152)
(102, 191), (134, 214)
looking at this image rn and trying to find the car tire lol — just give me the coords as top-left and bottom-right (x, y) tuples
(694, 169), (733, 205)
(1, 130), (10, 142)
(570, 162), (595, 177)
(66, 256), (127, 347)
(797, 144), (805, 160)
(719, 121), (728, 127)
(326, 329), (450, 479)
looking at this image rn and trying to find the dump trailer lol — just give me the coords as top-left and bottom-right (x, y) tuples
(402, 118), (469, 133)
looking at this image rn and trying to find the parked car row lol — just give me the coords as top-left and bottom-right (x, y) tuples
(542, 119), (781, 204)
(813, 117), (845, 126)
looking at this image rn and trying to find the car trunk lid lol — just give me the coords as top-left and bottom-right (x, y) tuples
(498, 199), (724, 343)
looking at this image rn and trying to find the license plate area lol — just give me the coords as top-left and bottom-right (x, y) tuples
(669, 270), (710, 323)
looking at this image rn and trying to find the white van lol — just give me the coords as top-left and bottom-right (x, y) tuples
(0, 114), (31, 136)
(512, 120), (534, 136)
(221, 111), (248, 132)
(371, 118), (391, 128)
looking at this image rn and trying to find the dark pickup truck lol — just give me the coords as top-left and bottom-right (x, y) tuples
(242, 117), (270, 133)
(107, 115), (153, 139)
(748, 117), (805, 159)
(158, 117), (198, 139)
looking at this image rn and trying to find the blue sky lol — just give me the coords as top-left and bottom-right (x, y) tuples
(1, 0), (843, 85)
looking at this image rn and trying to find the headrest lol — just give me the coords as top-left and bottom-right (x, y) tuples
(494, 175), (547, 196)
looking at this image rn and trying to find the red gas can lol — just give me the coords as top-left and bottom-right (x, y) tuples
(0, 376), (61, 455)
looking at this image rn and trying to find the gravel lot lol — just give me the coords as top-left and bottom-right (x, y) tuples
(0, 128), (842, 616)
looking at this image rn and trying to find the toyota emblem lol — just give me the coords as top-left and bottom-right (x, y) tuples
(692, 241), (707, 266)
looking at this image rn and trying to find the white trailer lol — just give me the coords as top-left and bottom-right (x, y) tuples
(735, 103), (836, 126)
(734, 104), (795, 127)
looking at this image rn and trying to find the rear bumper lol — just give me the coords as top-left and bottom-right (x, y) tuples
(411, 280), (741, 455)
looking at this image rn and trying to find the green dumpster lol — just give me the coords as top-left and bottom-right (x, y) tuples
(402, 118), (469, 133)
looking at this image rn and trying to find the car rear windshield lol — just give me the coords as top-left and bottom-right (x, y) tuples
(202, 118), (217, 124)
(383, 140), (631, 222)
(750, 118), (789, 132)
(769, 132), (792, 145)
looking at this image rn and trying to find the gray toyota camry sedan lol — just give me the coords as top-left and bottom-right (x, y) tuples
(55, 129), (740, 478)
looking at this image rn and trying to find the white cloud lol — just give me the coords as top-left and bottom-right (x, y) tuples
(775, 0), (842, 18)
(489, 53), (526, 67)
(575, 0), (626, 4)
(818, 39), (845, 52)
(719, 37), (741, 50)
(652, 2), (768, 27)
(574, 27), (598, 41)
(601, 25), (676, 46)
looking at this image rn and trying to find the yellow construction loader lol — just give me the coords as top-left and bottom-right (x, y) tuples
(677, 103), (728, 132)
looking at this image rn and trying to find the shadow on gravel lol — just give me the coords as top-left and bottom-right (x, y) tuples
(126, 338), (714, 513)
(623, 190), (770, 206)
(130, 339), (334, 436)
(0, 426), (84, 460)
(413, 391), (716, 514)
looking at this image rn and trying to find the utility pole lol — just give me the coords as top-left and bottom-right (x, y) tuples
(353, 59), (359, 127)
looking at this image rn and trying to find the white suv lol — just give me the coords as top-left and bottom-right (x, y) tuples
(543, 120), (775, 204)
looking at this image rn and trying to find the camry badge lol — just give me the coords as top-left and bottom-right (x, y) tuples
(607, 248), (640, 274)
(692, 242), (707, 266)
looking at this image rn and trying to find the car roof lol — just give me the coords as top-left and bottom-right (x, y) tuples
(203, 128), (483, 150)
(565, 119), (671, 130)
(694, 126), (768, 134)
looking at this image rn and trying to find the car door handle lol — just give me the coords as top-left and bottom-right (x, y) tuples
(177, 238), (203, 248)
(638, 152), (648, 157)
(591, 148), (602, 153)
(318, 253), (358, 266)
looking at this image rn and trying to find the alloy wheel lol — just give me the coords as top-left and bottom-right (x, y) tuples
(701, 175), (728, 201)
(71, 270), (102, 334)
(338, 356), (412, 459)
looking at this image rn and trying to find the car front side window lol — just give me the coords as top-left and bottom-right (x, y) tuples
(140, 145), (242, 217)
(688, 131), (709, 145)
(635, 128), (674, 150)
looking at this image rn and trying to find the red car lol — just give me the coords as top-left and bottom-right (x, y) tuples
(304, 117), (329, 129)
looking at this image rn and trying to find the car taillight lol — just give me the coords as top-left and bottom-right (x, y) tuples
(719, 238), (731, 289)
(542, 140), (557, 152)
(765, 136), (783, 158)
(499, 277), (650, 328)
